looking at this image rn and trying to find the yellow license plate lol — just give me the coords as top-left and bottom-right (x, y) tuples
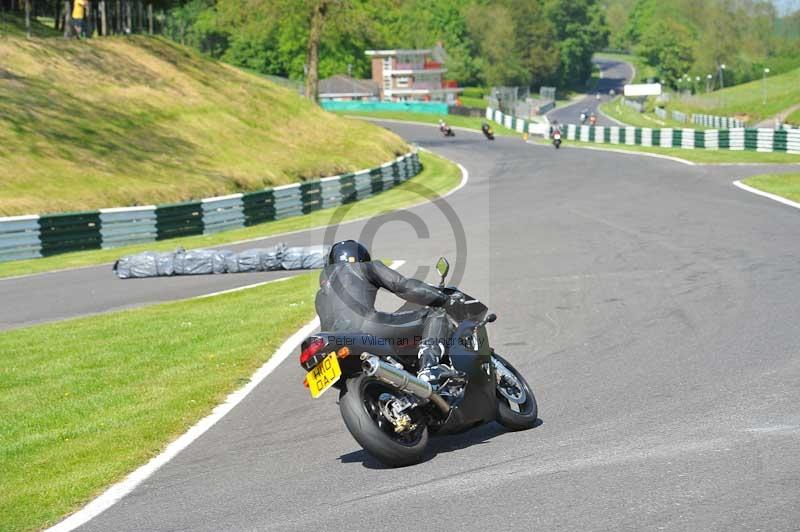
(307, 352), (342, 398)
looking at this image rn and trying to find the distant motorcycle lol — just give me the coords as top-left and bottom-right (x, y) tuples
(580, 111), (588, 124)
(552, 129), (562, 149)
(439, 121), (455, 137)
(481, 123), (495, 140)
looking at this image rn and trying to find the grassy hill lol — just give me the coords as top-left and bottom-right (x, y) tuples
(667, 67), (800, 124)
(0, 19), (407, 216)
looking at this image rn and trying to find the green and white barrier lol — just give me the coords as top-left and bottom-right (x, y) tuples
(485, 107), (800, 155)
(484, 107), (547, 136)
(0, 151), (421, 264)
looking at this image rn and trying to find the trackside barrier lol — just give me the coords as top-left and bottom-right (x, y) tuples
(484, 107), (800, 157)
(0, 215), (41, 262)
(692, 113), (745, 128)
(99, 206), (157, 248)
(0, 151), (421, 264)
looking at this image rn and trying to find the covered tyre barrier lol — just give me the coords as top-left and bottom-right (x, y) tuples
(114, 243), (328, 279)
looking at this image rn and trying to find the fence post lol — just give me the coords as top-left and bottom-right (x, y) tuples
(146, 3), (152, 34)
(99, 0), (106, 35)
(24, 0), (31, 37)
(63, 0), (71, 38)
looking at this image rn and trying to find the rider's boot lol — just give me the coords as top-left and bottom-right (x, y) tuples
(417, 340), (463, 387)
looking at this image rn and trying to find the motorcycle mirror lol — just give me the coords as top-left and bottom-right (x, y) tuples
(436, 257), (450, 286)
(486, 313), (497, 323)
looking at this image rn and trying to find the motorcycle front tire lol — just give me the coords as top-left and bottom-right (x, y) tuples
(339, 374), (429, 467)
(493, 354), (538, 430)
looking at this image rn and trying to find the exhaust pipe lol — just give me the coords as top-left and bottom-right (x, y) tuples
(361, 354), (450, 414)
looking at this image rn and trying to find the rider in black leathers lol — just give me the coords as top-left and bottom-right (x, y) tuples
(315, 240), (452, 383)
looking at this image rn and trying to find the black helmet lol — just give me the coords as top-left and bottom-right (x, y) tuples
(328, 240), (371, 264)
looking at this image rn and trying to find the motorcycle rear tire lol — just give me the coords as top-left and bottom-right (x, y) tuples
(493, 354), (538, 430)
(339, 374), (429, 467)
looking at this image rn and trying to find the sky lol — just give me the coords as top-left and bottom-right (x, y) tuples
(773, 0), (799, 15)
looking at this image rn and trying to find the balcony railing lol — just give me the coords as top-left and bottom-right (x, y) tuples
(394, 62), (424, 70)
(393, 61), (444, 71)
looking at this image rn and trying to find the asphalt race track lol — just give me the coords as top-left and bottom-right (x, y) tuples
(548, 57), (633, 126)
(2, 118), (782, 530)
(6, 90), (800, 528)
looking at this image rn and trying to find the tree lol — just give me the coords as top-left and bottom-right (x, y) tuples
(544, 0), (609, 87)
(304, 0), (330, 101)
(637, 20), (693, 87)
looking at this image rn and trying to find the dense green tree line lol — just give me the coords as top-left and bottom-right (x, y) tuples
(605, 0), (800, 89)
(163, 0), (608, 90)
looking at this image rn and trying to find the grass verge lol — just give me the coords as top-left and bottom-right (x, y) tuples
(742, 172), (800, 202)
(332, 110), (520, 136)
(534, 137), (800, 164)
(599, 97), (693, 129)
(0, 271), (319, 532)
(0, 21), (406, 216)
(0, 151), (462, 279)
(667, 67), (800, 124)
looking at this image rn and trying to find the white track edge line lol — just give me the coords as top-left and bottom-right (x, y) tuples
(732, 180), (800, 210)
(193, 274), (296, 299)
(47, 260), (406, 531)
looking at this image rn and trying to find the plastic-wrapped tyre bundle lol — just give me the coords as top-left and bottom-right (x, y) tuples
(234, 249), (266, 273)
(259, 243), (285, 271)
(300, 245), (327, 269)
(280, 245), (328, 270)
(114, 251), (175, 279)
(114, 243), (329, 278)
(213, 250), (234, 274)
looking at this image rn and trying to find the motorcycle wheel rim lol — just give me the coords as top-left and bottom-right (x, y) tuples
(360, 379), (426, 447)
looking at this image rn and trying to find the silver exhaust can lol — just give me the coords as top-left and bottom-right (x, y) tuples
(360, 354), (449, 413)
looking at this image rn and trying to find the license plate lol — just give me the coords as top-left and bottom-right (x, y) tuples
(306, 352), (341, 398)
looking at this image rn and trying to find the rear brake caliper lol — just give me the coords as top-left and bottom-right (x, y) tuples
(378, 393), (418, 434)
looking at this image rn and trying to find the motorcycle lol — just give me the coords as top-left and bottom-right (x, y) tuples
(552, 130), (562, 149)
(580, 112), (588, 124)
(481, 123), (495, 140)
(299, 258), (538, 467)
(439, 123), (455, 137)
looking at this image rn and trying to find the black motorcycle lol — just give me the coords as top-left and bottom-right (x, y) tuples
(439, 123), (455, 137)
(481, 123), (495, 140)
(299, 258), (538, 466)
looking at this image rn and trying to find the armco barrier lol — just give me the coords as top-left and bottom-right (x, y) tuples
(0, 215), (41, 262)
(692, 113), (745, 128)
(485, 107), (800, 156)
(671, 110), (687, 123)
(0, 151), (421, 264)
(99, 206), (157, 248)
